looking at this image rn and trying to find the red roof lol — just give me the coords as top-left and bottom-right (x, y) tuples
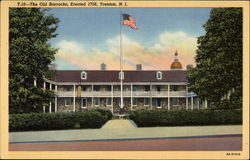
(52, 70), (188, 83)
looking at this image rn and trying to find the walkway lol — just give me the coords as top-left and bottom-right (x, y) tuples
(10, 120), (242, 143)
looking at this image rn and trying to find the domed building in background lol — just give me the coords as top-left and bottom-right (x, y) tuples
(171, 50), (182, 70)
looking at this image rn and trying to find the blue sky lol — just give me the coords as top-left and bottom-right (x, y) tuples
(48, 8), (212, 70)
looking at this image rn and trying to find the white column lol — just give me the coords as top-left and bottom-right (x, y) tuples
(150, 84), (152, 110)
(186, 86), (188, 110)
(111, 84), (113, 113)
(120, 75), (123, 109)
(73, 84), (76, 112)
(34, 77), (37, 87)
(55, 85), (57, 112)
(197, 99), (200, 110)
(43, 81), (46, 113)
(130, 84), (133, 111)
(191, 94), (194, 110)
(49, 83), (52, 113)
(92, 84), (94, 108)
(167, 84), (170, 110)
(205, 99), (208, 109)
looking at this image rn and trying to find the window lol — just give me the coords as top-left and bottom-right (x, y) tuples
(144, 98), (150, 106)
(132, 98), (137, 106)
(94, 98), (100, 106)
(106, 98), (112, 106)
(173, 98), (179, 106)
(65, 98), (72, 106)
(156, 71), (162, 79)
(156, 99), (162, 108)
(81, 71), (87, 79)
(81, 98), (87, 108)
(119, 71), (124, 79)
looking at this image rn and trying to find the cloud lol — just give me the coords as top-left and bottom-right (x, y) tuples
(55, 31), (197, 70)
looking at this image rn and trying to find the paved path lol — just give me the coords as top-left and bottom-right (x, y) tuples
(10, 120), (242, 143)
(9, 135), (242, 151)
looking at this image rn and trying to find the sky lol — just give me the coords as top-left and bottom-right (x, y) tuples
(48, 8), (212, 70)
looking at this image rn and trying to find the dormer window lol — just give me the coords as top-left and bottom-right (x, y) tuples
(119, 71), (124, 80)
(81, 71), (87, 79)
(156, 71), (162, 80)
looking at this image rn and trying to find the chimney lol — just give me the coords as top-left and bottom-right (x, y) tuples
(186, 65), (193, 71)
(101, 63), (107, 71)
(136, 64), (142, 71)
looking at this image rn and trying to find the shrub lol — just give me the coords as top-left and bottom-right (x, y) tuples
(9, 109), (112, 131)
(129, 109), (242, 127)
(91, 109), (113, 120)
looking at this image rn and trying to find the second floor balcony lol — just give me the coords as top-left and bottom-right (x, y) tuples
(56, 90), (188, 97)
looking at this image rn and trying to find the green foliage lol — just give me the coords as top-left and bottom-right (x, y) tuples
(91, 109), (113, 120)
(129, 109), (242, 127)
(9, 8), (59, 113)
(188, 8), (242, 106)
(9, 109), (112, 131)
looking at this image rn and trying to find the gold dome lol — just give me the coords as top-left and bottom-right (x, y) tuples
(170, 50), (182, 70)
(171, 61), (182, 69)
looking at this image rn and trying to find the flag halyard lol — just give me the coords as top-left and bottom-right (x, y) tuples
(122, 14), (138, 30)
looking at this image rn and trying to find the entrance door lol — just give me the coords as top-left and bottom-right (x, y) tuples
(156, 99), (162, 108)
(81, 98), (87, 108)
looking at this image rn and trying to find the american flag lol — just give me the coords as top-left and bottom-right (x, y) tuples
(122, 14), (138, 30)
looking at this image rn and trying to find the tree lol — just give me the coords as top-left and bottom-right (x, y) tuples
(188, 8), (242, 109)
(9, 8), (59, 113)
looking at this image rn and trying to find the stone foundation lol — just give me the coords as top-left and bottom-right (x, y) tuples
(54, 97), (202, 113)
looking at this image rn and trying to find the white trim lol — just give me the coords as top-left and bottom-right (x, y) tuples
(55, 85), (57, 112)
(73, 85), (76, 112)
(91, 84), (94, 108)
(186, 86), (188, 110)
(150, 84), (152, 110)
(131, 84), (133, 110)
(156, 71), (162, 80)
(81, 71), (87, 79)
(167, 84), (170, 110)
(49, 83), (52, 113)
(43, 81), (46, 113)
(81, 98), (87, 108)
(111, 85), (113, 113)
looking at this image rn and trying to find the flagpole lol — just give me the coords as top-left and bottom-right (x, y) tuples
(120, 8), (123, 110)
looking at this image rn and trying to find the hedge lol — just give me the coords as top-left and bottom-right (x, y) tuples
(129, 109), (242, 127)
(9, 109), (112, 131)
